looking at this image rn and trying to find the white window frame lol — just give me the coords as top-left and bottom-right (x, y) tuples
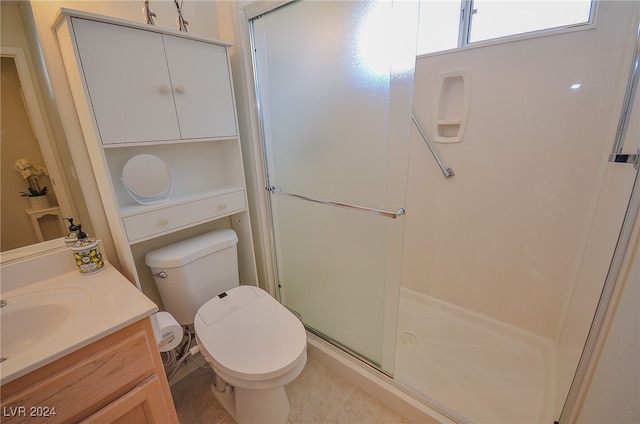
(418, 0), (598, 58)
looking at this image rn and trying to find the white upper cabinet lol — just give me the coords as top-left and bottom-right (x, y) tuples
(71, 18), (237, 145)
(163, 35), (237, 139)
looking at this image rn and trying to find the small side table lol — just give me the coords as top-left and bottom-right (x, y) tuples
(25, 206), (67, 242)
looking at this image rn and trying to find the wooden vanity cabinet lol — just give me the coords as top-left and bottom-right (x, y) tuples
(0, 318), (178, 424)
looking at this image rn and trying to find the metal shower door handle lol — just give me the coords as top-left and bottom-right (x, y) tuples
(266, 186), (406, 219)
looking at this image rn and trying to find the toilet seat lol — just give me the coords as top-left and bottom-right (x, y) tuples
(194, 286), (307, 386)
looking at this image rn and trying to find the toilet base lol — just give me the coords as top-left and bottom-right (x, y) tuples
(236, 386), (290, 424)
(211, 374), (290, 424)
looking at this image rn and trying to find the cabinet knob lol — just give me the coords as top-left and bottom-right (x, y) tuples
(158, 217), (170, 226)
(159, 85), (171, 94)
(218, 203), (227, 210)
(174, 84), (186, 94)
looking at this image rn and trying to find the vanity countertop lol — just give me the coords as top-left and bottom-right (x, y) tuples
(0, 246), (158, 385)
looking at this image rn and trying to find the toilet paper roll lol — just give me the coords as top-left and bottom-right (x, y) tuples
(152, 311), (182, 352)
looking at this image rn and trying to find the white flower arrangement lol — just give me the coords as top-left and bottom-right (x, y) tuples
(14, 157), (49, 197)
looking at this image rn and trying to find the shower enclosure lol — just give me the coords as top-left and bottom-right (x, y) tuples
(246, 1), (640, 422)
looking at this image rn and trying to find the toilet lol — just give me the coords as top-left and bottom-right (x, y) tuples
(145, 229), (307, 424)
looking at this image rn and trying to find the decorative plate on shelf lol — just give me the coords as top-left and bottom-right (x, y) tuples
(122, 154), (172, 205)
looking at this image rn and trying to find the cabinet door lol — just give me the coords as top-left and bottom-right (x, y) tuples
(81, 376), (176, 424)
(72, 19), (181, 144)
(163, 35), (237, 139)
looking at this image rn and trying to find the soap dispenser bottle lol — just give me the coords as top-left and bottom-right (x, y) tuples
(71, 225), (104, 274)
(63, 217), (80, 246)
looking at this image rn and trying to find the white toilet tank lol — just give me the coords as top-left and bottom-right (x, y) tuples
(145, 229), (239, 325)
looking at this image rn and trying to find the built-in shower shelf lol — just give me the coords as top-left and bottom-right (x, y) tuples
(433, 71), (470, 143)
(436, 119), (462, 139)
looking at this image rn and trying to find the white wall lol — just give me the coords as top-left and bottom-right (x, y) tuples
(211, 1), (275, 289)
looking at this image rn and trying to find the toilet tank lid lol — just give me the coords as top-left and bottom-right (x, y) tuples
(145, 229), (238, 268)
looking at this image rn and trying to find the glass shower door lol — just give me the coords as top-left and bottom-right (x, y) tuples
(250, 1), (418, 372)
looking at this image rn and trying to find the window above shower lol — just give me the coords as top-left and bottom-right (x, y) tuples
(417, 0), (595, 56)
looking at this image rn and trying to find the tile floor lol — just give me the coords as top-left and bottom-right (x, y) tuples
(170, 356), (413, 424)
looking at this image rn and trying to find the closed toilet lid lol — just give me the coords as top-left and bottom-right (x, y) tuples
(194, 286), (307, 381)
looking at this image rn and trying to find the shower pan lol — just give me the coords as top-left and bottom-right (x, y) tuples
(244, 0), (640, 422)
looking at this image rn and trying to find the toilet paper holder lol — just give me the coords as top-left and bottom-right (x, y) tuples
(152, 311), (183, 352)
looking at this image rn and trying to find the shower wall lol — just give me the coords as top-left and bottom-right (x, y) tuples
(403, 0), (639, 342)
(403, 3), (640, 413)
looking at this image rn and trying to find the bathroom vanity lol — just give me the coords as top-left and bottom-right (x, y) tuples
(0, 247), (178, 423)
(1, 319), (176, 424)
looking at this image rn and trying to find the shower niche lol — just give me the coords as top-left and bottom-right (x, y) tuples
(433, 70), (469, 143)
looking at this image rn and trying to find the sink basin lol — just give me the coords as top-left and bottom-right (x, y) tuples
(0, 246), (158, 386)
(0, 288), (91, 360)
(1, 304), (70, 358)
